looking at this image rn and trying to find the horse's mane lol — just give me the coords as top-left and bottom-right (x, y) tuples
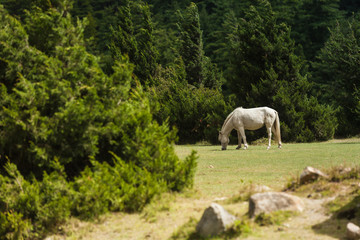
(221, 107), (242, 132)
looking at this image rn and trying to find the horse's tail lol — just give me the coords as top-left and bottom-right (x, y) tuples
(274, 111), (282, 148)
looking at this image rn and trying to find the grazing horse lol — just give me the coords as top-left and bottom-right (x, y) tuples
(218, 107), (282, 150)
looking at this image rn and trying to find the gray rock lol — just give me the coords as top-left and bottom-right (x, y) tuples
(347, 222), (360, 240)
(249, 192), (304, 218)
(300, 166), (328, 184)
(196, 203), (237, 237)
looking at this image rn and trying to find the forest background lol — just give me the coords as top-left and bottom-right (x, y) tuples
(0, 0), (360, 239)
(69, 0), (359, 142)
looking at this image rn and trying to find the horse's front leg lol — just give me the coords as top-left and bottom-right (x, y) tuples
(236, 130), (242, 149)
(267, 127), (272, 150)
(238, 127), (248, 149)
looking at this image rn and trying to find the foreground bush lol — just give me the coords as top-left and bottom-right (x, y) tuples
(0, 5), (197, 239)
(0, 4), (196, 186)
(0, 153), (196, 239)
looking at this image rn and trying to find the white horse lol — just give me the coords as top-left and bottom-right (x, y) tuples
(218, 107), (282, 150)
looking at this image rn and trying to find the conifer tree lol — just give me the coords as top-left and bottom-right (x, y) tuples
(177, 2), (204, 87)
(177, 2), (222, 89)
(97, 1), (159, 85)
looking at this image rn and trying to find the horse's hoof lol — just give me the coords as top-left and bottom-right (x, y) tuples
(236, 146), (241, 150)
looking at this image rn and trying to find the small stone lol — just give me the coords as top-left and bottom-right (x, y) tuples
(347, 222), (360, 239)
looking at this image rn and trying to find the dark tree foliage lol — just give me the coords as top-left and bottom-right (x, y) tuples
(312, 15), (360, 136)
(273, 0), (344, 61)
(226, 0), (337, 142)
(0, 0), (63, 17)
(339, 0), (360, 15)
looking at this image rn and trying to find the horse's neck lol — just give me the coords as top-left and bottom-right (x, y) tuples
(221, 114), (234, 136)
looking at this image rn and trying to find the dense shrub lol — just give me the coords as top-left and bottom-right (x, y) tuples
(72, 151), (196, 219)
(0, 5), (197, 239)
(0, 4), (196, 181)
(0, 149), (196, 239)
(0, 161), (72, 239)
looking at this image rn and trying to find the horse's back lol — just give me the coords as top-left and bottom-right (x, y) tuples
(233, 107), (276, 130)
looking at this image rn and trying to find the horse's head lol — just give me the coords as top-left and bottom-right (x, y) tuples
(218, 131), (229, 150)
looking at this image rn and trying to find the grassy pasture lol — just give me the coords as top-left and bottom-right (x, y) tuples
(51, 138), (360, 240)
(176, 138), (360, 196)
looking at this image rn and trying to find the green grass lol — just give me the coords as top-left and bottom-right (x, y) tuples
(175, 138), (360, 197)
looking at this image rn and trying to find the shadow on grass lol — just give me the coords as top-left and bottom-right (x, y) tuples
(312, 195), (360, 240)
(210, 147), (245, 152)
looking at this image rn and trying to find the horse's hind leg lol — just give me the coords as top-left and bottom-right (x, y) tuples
(267, 126), (272, 150)
(236, 130), (242, 149)
(272, 126), (281, 149)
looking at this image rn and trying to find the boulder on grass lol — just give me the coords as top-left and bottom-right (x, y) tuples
(249, 192), (304, 218)
(300, 166), (328, 184)
(196, 203), (237, 237)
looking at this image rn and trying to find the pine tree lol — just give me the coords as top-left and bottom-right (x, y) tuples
(177, 2), (222, 89)
(129, 1), (158, 85)
(177, 2), (204, 87)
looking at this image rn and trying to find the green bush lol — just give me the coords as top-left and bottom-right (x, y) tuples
(0, 5), (197, 239)
(0, 4), (196, 185)
(0, 152), (196, 238)
(72, 155), (166, 219)
(0, 161), (72, 239)
(0, 211), (32, 240)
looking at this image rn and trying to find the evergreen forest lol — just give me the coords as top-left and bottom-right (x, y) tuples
(0, 0), (360, 238)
